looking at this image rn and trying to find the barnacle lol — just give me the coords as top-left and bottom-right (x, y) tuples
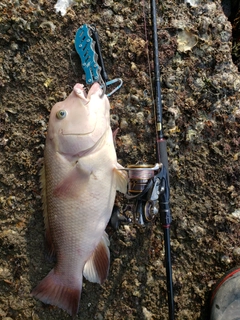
(40, 21), (56, 33)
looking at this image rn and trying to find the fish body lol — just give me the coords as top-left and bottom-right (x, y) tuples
(32, 83), (127, 316)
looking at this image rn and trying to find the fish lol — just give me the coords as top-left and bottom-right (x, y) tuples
(32, 82), (127, 316)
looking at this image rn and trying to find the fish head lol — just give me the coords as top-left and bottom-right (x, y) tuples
(47, 83), (110, 156)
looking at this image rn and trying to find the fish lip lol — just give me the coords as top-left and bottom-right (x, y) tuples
(73, 83), (89, 103)
(87, 82), (103, 99)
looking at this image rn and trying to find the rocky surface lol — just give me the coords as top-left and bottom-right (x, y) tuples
(0, 0), (240, 319)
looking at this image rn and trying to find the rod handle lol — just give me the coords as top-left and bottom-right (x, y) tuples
(157, 138), (169, 182)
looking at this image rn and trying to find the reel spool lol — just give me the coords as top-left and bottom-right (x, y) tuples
(125, 163), (162, 225)
(127, 164), (157, 194)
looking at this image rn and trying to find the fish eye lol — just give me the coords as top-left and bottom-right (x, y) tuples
(56, 110), (67, 119)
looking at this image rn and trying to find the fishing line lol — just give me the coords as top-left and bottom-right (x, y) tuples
(142, 0), (157, 140)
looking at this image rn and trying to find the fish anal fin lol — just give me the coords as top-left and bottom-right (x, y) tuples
(83, 232), (110, 284)
(114, 164), (128, 194)
(40, 165), (48, 231)
(32, 269), (82, 317)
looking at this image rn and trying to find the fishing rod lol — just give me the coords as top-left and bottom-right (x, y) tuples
(150, 0), (174, 319)
(109, 1), (175, 314)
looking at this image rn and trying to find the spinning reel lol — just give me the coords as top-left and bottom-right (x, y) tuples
(111, 162), (170, 229)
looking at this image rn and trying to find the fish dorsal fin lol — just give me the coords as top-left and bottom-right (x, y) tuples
(40, 165), (55, 259)
(83, 232), (110, 284)
(114, 163), (128, 194)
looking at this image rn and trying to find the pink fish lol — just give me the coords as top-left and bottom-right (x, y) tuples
(32, 83), (127, 316)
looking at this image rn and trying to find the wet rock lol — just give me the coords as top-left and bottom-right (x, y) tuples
(1, 0), (240, 319)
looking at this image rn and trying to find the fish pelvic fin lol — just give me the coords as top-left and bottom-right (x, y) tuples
(114, 163), (128, 194)
(83, 231), (110, 284)
(31, 269), (81, 317)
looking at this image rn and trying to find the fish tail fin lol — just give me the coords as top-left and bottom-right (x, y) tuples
(31, 269), (81, 317)
(83, 231), (110, 284)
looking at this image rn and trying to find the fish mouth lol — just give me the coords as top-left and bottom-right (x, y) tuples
(73, 82), (103, 102)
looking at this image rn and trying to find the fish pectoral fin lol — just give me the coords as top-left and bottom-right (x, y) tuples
(53, 164), (90, 198)
(114, 163), (128, 194)
(83, 232), (110, 284)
